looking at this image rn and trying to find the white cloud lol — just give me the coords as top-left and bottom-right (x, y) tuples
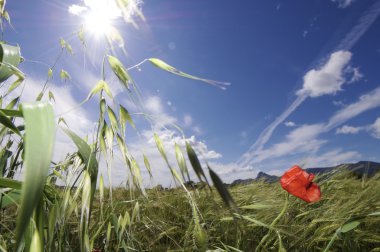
(284, 121), (296, 127)
(347, 67), (363, 83)
(145, 96), (164, 114)
(304, 149), (362, 168)
(238, 3), (380, 167)
(193, 126), (202, 135)
(325, 87), (380, 131)
(183, 114), (193, 127)
(331, 0), (356, 8)
(208, 162), (256, 183)
(127, 128), (222, 186)
(369, 118), (380, 139)
(297, 51), (352, 97)
(251, 124), (326, 163)
(336, 125), (362, 134)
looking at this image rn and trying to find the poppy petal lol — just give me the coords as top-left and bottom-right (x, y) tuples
(280, 165), (321, 203)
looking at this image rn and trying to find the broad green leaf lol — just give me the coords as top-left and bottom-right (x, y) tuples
(148, 58), (230, 90)
(0, 189), (21, 208)
(209, 166), (236, 210)
(340, 221), (360, 233)
(0, 109), (20, 135)
(0, 108), (22, 117)
(16, 102), (55, 248)
(61, 127), (98, 220)
(186, 142), (207, 184)
(5, 96), (19, 109)
(107, 55), (132, 90)
(0, 177), (22, 189)
(5, 76), (23, 95)
(0, 148), (11, 176)
(30, 229), (43, 252)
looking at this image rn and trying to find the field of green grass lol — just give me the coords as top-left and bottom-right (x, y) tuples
(2, 171), (380, 251)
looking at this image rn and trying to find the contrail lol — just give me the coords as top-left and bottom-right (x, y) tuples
(237, 94), (307, 167)
(237, 0), (380, 168)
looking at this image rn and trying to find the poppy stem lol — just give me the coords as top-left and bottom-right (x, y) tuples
(255, 192), (289, 251)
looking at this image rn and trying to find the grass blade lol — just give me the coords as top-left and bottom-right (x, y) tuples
(15, 102), (55, 248)
(148, 58), (230, 90)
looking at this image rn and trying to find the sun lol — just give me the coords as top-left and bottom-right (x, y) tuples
(71, 0), (122, 38)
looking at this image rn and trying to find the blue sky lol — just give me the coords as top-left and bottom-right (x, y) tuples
(3, 0), (380, 185)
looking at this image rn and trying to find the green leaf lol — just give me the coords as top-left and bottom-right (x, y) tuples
(1, 189), (21, 209)
(15, 102), (55, 249)
(30, 229), (43, 252)
(0, 177), (22, 190)
(0, 110), (21, 135)
(340, 221), (360, 233)
(0, 108), (22, 117)
(5, 96), (19, 109)
(107, 55), (132, 90)
(61, 127), (98, 181)
(209, 166), (236, 210)
(148, 58), (230, 90)
(6, 76), (24, 95)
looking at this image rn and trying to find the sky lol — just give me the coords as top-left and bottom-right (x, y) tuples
(3, 0), (380, 186)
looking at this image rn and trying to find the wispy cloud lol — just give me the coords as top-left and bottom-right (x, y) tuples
(285, 121), (296, 127)
(331, 0), (356, 9)
(324, 87), (380, 131)
(238, 2), (380, 167)
(369, 118), (380, 139)
(336, 125), (362, 134)
(304, 149), (362, 167)
(335, 1), (380, 51)
(240, 87), (380, 169)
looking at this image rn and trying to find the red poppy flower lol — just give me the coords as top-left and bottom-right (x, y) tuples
(280, 165), (321, 203)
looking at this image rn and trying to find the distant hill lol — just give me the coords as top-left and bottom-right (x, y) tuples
(230, 161), (380, 186)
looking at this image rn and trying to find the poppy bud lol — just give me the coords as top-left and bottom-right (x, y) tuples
(280, 165), (321, 203)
